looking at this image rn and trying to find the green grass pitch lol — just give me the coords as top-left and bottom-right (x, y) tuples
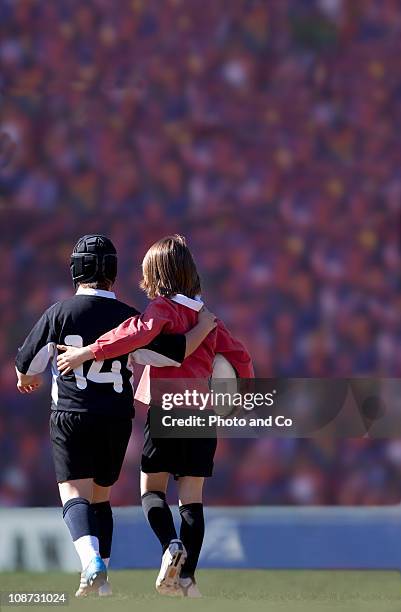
(1, 570), (400, 612)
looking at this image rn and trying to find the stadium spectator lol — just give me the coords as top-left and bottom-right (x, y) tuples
(1, 0), (401, 506)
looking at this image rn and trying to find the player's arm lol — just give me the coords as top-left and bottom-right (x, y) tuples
(57, 300), (172, 375)
(132, 307), (216, 366)
(214, 319), (255, 378)
(57, 304), (217, 374)
(132, 334), (187, 367)
(15, 309), (57, 393)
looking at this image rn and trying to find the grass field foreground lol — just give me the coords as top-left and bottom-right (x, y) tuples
(1, 570), (400, 612)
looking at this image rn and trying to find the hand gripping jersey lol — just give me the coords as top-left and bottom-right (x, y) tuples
(15, 288), (186, 417)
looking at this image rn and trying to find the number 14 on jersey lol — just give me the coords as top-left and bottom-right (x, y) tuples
(64, 335), (123, 393)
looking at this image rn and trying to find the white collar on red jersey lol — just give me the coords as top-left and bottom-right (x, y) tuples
(170, 293), (203, 312)
(76, 287), (116, 300)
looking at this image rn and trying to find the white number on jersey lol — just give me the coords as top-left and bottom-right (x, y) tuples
(64, 335), (123, 393)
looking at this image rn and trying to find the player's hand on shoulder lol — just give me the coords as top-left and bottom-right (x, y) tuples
(56, 345), (94, 375)
(198, 306), (217, 333)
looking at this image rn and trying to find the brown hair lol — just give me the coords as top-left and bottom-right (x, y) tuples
(140, 235), (201, 299)
(79, 281), (113, 291)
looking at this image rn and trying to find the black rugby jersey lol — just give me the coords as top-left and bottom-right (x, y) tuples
(15, 288), (186, 417)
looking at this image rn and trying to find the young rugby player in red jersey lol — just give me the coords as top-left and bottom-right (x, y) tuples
(57, 235), (254, 598)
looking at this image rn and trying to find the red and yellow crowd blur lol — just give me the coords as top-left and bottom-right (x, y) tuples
(1, 0), (401, 506)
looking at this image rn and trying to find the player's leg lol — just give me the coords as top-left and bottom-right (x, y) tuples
(92, 484), (113, 597)
(59, 479), (99, 569)
(91, 485), (112, 568)
(141, 471), (185, 595)
(141, 471), (176, 549)
(59, 479), (107, 595)
(50, 412), (106, 595)
(174, 435), (217, 597)
(140, 410), (178, 551)
(91, 414), (132, 597)
(177, 476), (204, 597)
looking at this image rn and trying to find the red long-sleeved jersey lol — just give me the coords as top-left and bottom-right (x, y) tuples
(90, 294), (254, 380)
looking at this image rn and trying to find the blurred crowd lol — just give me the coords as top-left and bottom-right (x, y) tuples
(1, 0), (401, 506)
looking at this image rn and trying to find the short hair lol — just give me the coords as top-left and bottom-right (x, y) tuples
(140, 235), (201, 299)
(79, 280), (113, 291)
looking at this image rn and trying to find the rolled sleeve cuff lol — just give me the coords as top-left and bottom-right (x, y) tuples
(89, 342), (105, 361)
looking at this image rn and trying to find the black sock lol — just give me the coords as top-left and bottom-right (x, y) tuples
(92, 501), (113, 560)
(141, 491), (177, 552)
(62, 497), (97, 542)
(179, 503), (204, 579)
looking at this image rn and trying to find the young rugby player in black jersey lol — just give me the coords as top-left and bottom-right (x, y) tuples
(15, 234), (216, 597)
